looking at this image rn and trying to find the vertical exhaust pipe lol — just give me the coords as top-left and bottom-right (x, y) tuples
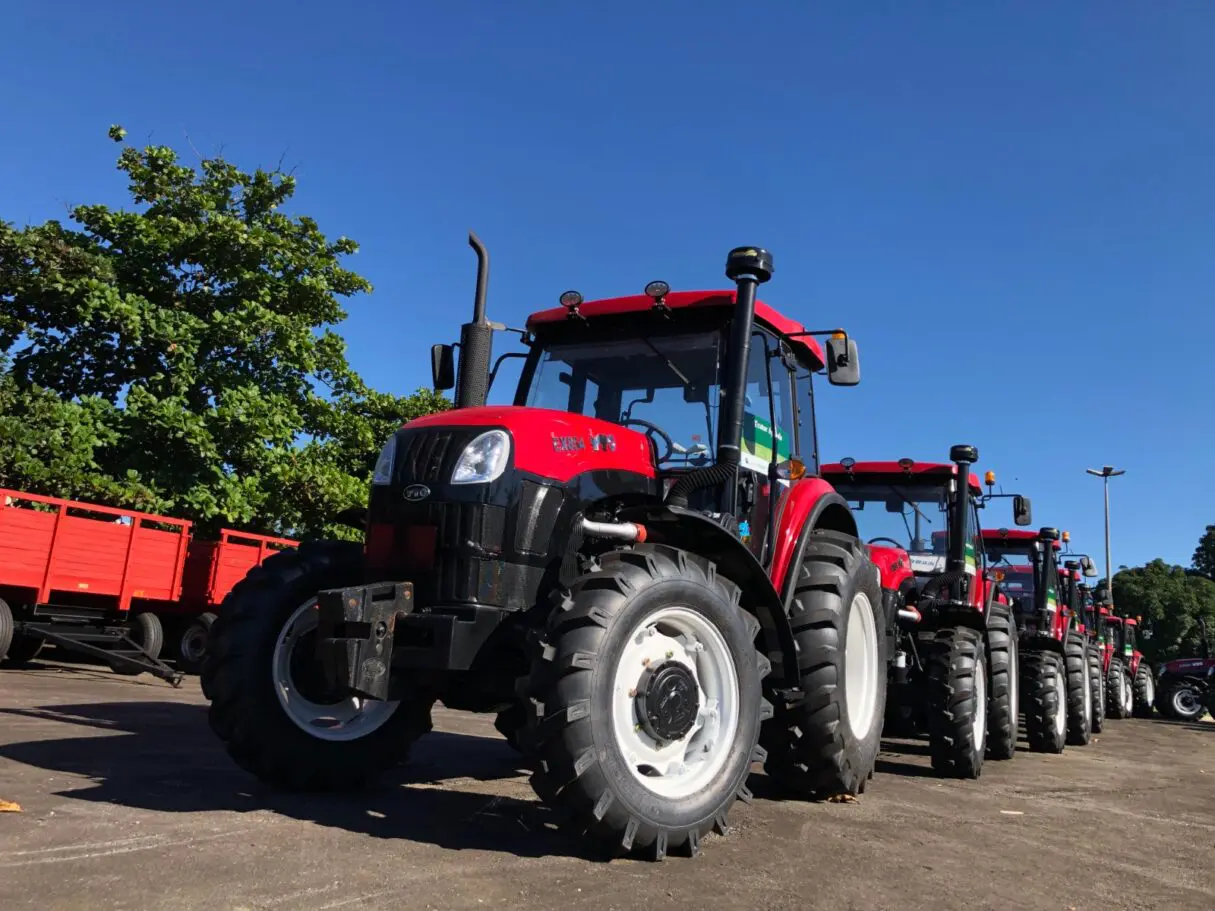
(455, 231), (493, 409)
(948, 444), (978, 601)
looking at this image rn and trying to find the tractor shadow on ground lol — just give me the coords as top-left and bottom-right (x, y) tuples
(0, 700), (594, 861)
(1143, 716), (1214, 734)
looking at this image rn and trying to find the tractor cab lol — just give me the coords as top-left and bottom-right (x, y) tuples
(983, 527), (1066, 641)
(819, 458), (986, 604)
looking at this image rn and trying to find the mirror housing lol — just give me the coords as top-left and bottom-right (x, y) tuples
(825, 335), (860, 386)
(1013, 495), (1033, 526)
(431, 344), (456, 391)
(1082, 556), (1098, 577)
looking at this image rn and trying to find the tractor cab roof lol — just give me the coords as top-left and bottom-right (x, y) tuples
(819, 460), (982, 493)
(526, 290), (827, 370)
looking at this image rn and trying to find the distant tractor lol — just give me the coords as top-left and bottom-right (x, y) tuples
(1055, 548), (1105, 734)
(983, 527), (1094, 753)
(820, 453), (1025, 779)
(1102, 615), (1152, 719)
(201, 239), (890, 860)
(1153, 618), (1213, 722)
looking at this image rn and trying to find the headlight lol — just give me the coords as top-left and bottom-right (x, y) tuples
(372, 435), (397, 486)
(451, 430), (511, 485)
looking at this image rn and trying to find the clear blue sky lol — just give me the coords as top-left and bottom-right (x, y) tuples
(3, 1), (1212, 572)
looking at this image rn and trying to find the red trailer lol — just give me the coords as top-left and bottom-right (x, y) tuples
(0, 488), (191, 683)
(172, 529), (298, 671)
(0, 488), (298, 684)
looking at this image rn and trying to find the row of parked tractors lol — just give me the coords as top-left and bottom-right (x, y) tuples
(4, 240), (1211, 862)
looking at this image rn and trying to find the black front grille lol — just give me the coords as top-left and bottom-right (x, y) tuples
(393, 427), (478, 485)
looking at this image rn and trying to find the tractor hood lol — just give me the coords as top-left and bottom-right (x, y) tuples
(1161, 657), (1215, 676)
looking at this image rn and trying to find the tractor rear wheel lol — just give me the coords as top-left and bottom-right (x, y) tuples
(924, 626), (987, 778)
(1065, 632), (1092, 747)
(985, 601), (1018, 761)
(1158, 678), (1207, 722)
(1022, 649), (1067, 753)
(1132, 663), (1155, 718)
(203, 542), (433, 791)
(761, 530), (887, 798)
(1106, 658), (1132, 720)
(1088, 645), (1105, 734)
(524, 544), (768, 861)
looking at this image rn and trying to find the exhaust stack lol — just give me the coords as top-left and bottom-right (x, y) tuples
(455, 231), (493, 409)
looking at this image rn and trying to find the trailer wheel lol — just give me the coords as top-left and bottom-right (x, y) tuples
(761, 530), (887, 798)
(1022, 649), (1066, 753)
(1088, 645), (1105, 734)
(111, 612), (164, 675)
(1065, 632), (1092, 746)
(1106, 658), (1132, 720)
(985, 600), (1018, 761)
(0, 597), (13, 662)
(204, 542), (433, 791)
(524, 544), (768, 860)
(923, 626), (987, 778)
(1132, 663), (1155, 718)
(178, 612), (217, 674)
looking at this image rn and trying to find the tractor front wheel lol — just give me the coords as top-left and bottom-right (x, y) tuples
(1132, 663), (1155, 718)
(1088, 645), (1106, 734)
(924, 626), (988, 778)
(524, 544), (768, 861)
(1158, 678), (1207, 722)
(1065, 632), (1092, 747)
(1022, 649), (1066, 753)
(203, 542), (433, 791)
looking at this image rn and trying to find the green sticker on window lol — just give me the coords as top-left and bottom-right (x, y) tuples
(742, 413), (789, 466)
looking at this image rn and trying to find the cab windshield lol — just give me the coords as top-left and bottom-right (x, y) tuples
(522, 330), (722, 469)
(832, 479), (950, 574)
(997, 569), (1036, 616)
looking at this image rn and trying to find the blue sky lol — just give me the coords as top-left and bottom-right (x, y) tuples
(3, 1), (1212, 572)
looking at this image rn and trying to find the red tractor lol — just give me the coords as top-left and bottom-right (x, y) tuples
(1103, 614), (1153, 719)
(1154, 617), (1214, 721)
(1070, 574), (1107, 733)
(982, 528), (1094, 753)
(818, 454), (1024, 778)
(202, 240), (889, 861)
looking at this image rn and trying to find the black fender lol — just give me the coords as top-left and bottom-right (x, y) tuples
(617, 503), (799, 687)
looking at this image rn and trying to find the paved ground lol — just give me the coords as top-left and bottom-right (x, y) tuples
(1, 660), (1213, 911)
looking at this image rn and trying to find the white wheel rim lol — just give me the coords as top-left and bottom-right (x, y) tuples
(272, 599), (399, 742)
(1009, 627), (1019, 734)
(1174, 687), (1197, 715)
(181, 626), (207, 662)
(1053, 670), (1066, 740)
(973, 656), (987, 752)
(610, 605), (741, 800)
(1123, 676), (1133, 713)
(844, 592), (880, 740)
(1144, 674), (1155, 705)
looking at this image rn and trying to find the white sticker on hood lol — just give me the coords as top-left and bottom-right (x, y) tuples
(909, 553), (946, 574)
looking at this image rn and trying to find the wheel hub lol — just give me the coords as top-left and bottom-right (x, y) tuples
(635, 660), (701, 742)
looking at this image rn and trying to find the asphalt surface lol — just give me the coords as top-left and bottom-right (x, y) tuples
(1, 659), (1213, 911)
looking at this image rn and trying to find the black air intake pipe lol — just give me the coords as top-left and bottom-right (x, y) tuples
(667, 246), (773, 510)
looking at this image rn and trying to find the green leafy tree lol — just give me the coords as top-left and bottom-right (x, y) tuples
(1193, 524), (1215, 579)
(0, 128), (447, 539)
(1111, 559), (1215, 664)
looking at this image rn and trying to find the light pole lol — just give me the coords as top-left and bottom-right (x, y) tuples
(1085, 465), (1126, 600)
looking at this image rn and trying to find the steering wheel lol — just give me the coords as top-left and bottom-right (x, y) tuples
(867, 536), (905, 549)
(621, 418), (674, 464)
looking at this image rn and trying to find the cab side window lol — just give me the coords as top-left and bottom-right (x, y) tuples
(741, 330), (793, 472)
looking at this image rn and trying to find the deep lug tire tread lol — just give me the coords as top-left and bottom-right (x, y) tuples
(523, 543), (770, 861)
(202, 542), (433, 791)
(1132, 663), (1155, 718)
(925, 626), (987, 778)
(1106, 657), (1131, 720)
(760, 530), (887, 798)
(1065, 631), (1092, 747)
(1022, 649), (1066, 754)
(985, 601), (1018, 761)
(1088, 645), (1105, 734)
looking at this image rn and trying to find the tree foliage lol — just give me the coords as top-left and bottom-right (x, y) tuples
(0, 128), (447, 539)
(1193, 524), (1215, 579)
(1112, 558), (1215, 665)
